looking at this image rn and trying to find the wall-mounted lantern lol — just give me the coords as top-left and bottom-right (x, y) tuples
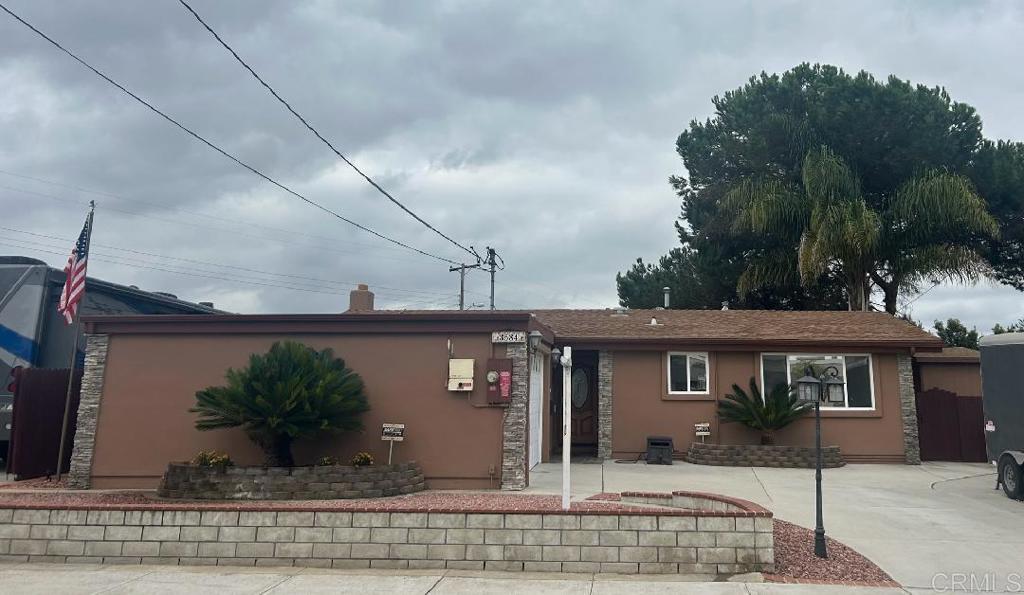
(528, 330), (543, 353)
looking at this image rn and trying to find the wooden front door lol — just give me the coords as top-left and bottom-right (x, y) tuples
(570, 364), (597, 446)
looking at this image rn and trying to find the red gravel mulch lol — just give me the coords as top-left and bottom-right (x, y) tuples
(766, 519), (897, 586)
(0, 477), (68, 490)
(0, 490), (692, 515)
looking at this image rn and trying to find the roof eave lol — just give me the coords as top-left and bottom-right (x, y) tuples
(554, 335), (943, 350)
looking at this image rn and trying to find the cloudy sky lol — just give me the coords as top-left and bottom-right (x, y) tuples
(1, 1), (1022, 332)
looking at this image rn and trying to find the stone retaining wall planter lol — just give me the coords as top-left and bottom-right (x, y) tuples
(687, 443), (844, 468)
(0, 491), (774, 575)
(157, 462), (426, 500)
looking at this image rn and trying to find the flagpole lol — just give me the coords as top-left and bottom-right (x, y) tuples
(55, 201), (95, 481)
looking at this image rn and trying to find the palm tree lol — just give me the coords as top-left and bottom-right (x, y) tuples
(726, 145), (999, 313)
(718, 379), (813, 445)
(190, 341), (369, 466)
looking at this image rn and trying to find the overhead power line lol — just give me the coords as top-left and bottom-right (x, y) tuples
(177, 0), (480, 263)
(0, 2), (462, 266)
(0, 185), (498, 302)
(0, 168), (410, 255)
(0, 183), (422, 265)
(0, 237), (453, 309)
(0, 225), (458, 299)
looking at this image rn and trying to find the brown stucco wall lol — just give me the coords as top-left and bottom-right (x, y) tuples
(916, 361), (982, 396)
(89, 332), (516, 489)
(609, 349), (907, 463)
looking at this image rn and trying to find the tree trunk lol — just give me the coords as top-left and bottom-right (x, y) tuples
(847, 274), (870, 311)
(871, 273), (900, 315)
(882, 284), (899, 315)
(761, 431), (775, 445)
(258, 434), (294, 467)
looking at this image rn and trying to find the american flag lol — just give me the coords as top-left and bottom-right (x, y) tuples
(57, 209), (94, 325)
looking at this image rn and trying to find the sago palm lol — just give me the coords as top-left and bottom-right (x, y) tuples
(717, 378), (813, 445)
(726, 145), (999, 312)
(190, 341), (369, 466)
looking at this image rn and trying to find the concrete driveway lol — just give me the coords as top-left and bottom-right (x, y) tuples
(526, 460), (1023, 592)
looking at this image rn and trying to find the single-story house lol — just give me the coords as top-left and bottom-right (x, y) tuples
(67, 285), (943, 491)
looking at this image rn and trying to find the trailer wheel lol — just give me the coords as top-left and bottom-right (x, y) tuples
(999, 456), (1023, 500)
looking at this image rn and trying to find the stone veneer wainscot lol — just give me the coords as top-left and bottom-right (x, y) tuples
(500, 343), (529, 490)
(897, 353), (921, 465)
(68, 334), (109, 490)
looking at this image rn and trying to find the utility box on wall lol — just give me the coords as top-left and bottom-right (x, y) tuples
(447, 358), (474, 391)
(485, 358), (513, 404)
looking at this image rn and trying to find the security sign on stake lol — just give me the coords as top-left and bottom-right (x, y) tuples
(382, 423), (405, 442)
(382, 423), (405, 465)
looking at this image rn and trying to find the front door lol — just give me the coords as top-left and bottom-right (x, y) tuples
(570, 364), (597, 447)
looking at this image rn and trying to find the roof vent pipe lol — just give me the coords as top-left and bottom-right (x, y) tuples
(663, 286), (670, 309)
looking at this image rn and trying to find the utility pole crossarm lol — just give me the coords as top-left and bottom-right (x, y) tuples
(449, 262), (481, 311)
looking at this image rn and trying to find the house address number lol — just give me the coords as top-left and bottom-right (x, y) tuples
(491, 330), (526, 344)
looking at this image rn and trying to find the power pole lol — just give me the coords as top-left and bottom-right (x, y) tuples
(448, 263), (480, 310)
(484, 247), (501, 310)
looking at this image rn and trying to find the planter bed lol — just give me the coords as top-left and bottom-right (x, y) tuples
(687, 443), (844, 468)
(0, 490), (773, 576)
(157, 461), (426, 500)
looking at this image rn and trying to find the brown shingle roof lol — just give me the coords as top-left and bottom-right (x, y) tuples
(531, 309), (943, 349)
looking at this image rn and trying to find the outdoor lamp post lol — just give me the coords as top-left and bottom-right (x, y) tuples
(795, 365), (844, 559)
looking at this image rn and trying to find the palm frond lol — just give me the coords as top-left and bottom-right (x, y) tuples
(802, 146), (861, 206)
(718, 378), (813, 435)
(189, 341), (370, 465)
(726, 178), (811, 236)
(887, 170), (1000, 244)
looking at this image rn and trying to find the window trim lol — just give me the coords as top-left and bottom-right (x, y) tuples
(666, 351), (710, 395)
(760, 353), (876, 411)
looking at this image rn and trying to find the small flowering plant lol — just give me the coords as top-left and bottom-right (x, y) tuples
(316, 455), (340, 466)
(191, 450), (232, 469)
(350, 452), (374, 467)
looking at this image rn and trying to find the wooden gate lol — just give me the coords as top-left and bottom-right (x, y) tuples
(7, 368), (82, 479)
(916, 388), (987, 462)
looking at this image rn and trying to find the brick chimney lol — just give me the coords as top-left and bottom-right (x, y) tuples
(347, 284), (374, 312)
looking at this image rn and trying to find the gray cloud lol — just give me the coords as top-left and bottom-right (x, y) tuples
(1, 0), (1022, 327)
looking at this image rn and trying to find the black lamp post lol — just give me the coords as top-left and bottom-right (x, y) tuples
(795, 365), (845, 559)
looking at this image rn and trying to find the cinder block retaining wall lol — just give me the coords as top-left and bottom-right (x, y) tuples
(687, 443), (844, 468)
(0, 507), (773, 575)
(158, 462), (426, 500)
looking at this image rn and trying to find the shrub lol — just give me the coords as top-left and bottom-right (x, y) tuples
(192, 450), (232, 469)
(350, 452), (374, 467)
(316, 455), (339, 466)
(717, 377), (813, 445)
(190, 341), (370, 467)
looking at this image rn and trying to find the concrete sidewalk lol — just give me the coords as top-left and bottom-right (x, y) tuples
(526, 460), (1022, 592)
(0, 563), (903, 594)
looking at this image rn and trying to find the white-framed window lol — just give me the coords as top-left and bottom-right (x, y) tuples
(667, 352), (709, 394)
(761, 353), (875, 410)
